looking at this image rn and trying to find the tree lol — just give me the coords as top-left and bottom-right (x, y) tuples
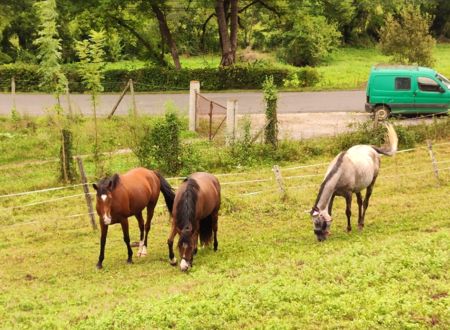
(75, 30), (106, 176)
(215, 0), (238, 66)
(150, 1), (181, 69)
(34, 0), (67, 104)
(379, 5), (436, 67)
(278, 14), (341, 67)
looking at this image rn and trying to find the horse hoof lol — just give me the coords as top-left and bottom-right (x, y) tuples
(169, 258), (177, 266)
(96, 263), (103, 270)
(358, 225), (364, 231)
(347, 227), (352, 232)
(127, 260), (133, 264)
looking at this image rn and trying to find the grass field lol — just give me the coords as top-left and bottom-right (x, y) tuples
(0, 120), (449, 329)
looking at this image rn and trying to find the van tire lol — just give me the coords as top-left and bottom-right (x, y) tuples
(374, 106), (390, 121)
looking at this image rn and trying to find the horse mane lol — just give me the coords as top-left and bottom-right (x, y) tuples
(176, 178), (200, 244)
(313, 151), (346, 209)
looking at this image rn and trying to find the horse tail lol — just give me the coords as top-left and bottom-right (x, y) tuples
(199, 215), (213, 246)
(373, 123), (398, 156)
(156, 172), (175, 214)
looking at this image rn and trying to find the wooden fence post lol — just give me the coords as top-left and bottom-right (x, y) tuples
(272, 165), (286, 198)
(129, 79), (137, 116)
(76, 157), (97, 230)
(226, 99), (237, 146)
(108, 80), (130, 119)
(426, 140), (440, 185)
(189, 80), (200, 131)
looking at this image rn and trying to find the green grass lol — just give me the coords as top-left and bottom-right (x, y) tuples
(0, 119), (449, 328)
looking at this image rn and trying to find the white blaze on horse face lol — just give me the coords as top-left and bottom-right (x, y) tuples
(101, 194), (107, 202)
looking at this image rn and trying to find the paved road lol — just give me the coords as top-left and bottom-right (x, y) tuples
(0, 90), (366, 116)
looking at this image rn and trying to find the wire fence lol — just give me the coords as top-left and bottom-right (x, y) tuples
(1, 140), (449, 232)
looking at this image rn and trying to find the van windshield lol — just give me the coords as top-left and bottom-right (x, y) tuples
(436, 73), (450, 88)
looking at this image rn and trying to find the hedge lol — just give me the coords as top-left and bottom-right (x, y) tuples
(0, 63), (319, 93)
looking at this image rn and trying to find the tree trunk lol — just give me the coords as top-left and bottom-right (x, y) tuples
(110, 15), (167, 67)
(230, 0), (238, 62)
(215, 0), (234, 66)
(150, 3), (181, 70)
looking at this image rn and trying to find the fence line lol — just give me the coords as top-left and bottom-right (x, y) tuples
(1, 193), (87, 211)
(0, 183), (89, 199)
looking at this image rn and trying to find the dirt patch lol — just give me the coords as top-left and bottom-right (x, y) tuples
(240, 112), (370, 139)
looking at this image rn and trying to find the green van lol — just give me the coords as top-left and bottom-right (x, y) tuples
(365, 65), (450, 119)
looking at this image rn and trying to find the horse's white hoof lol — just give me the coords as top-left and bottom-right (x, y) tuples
(169, 257), (177, 266)
(138, 246), (147, 257)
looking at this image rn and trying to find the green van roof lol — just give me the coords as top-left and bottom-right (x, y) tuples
(371, 65), (436, 75)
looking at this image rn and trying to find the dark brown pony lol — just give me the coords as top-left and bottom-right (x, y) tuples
(167, 172), (221, 271)
(93, 167), (174, 269)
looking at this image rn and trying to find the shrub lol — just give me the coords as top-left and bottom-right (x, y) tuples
(131, 108), (183, 175)
(0, 64), (319, 93)
(278, 15), (341, 67)
(379, 5), (435, 67)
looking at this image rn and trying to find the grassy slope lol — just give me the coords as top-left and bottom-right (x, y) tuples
(0, 139), (449, 329)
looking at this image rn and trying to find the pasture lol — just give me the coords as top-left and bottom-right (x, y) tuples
(0, 119), (449, 329)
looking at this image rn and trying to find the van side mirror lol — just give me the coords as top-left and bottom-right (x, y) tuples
(439, 86), (445, 93)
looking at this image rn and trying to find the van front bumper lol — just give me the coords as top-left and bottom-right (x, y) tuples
(365, 103), (374, 112)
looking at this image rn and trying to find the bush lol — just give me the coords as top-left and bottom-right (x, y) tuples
(278, 15), (341, 67)
(379, 5), (435, 66)
(0, 63), (319, 93)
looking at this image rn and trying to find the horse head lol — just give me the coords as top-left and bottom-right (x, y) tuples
(93, 174), (120, 225)
(310, 206), (332, 242)
(178, 224), (194, 271)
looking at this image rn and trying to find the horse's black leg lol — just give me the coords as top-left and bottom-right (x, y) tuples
(344, 192), (352, 232)
(121, 219), (133, 264)
(167, 222), (177, 266)
(193, 230), (199, 256)
(356, 192), (363, 230)
(135, 212), (145, 257)
(212, 210), (219, 251)
(361, 179), (376, 230)
(328, 193), (336, 216)
(97, 223), (108, 269)
(144, 202), (156, 249)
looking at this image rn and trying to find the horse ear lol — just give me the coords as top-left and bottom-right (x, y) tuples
(93, 183), (98, 191)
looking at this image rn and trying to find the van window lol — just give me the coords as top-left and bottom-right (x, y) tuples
(418, 77), (440, 92)
(395, 77), (411, 90)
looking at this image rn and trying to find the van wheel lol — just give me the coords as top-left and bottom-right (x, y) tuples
(374, 106), (390, 121)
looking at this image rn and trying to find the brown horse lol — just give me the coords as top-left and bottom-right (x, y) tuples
(93, 167), (174, 269)
(167, 172), (221, 271)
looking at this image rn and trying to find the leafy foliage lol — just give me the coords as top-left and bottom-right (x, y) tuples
(33, 0), (67, 97)
(379, 5), (436, 67)
(277, 14), (341, 67)
(131, 107), (183, 175)
(262, 75), (278, 148)
(0, 64), (319, 92)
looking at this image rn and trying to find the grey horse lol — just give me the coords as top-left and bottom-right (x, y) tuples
(310, 123), (398, 241)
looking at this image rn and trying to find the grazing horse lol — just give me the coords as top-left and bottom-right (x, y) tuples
(93, 167), (174, 269)
(310, 123), (398, 241)
(167, 172), (221, 272)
